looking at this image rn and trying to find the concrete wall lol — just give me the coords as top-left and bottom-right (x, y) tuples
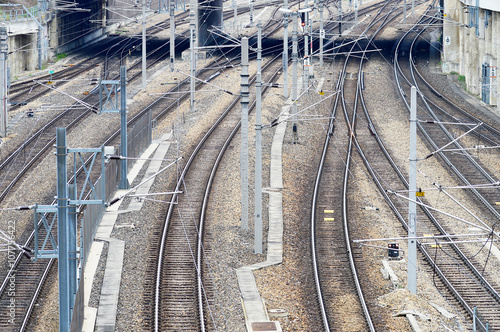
(3, 0), (107, 77)
(49, 0), (104, 53)
(443, 0), (498, 106)
(6, 18), (50, 76)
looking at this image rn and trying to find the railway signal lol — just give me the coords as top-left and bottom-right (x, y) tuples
(142, 0), (146, 89)
(299, 8), (312, 93)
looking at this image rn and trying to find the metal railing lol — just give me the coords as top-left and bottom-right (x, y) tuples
(0, 4), (41, 23)
(73, 109), (152, 330)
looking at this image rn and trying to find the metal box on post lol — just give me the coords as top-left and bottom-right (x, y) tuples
(388, 242), (399, 259)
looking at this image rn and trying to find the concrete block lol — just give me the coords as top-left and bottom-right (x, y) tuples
(382, 259), (399, 288)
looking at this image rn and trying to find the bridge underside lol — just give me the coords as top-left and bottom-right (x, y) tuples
(196, 0), (223, 47)
(50, 0), (222, 52)
(49, 0), (104, 53)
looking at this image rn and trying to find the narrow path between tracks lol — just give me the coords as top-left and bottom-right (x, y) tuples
(82, 131), (173, 332)
(237, 77), (305, 332)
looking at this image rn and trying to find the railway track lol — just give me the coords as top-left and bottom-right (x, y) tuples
(311, 1), (417, 331)
(0, 3), (292, 330)
(148, 9), (293, 328)
(158, 60), (283, 329)
(0, 0), (291, 202)
(2, 0), (480, 330)
(380, 5), (500, 329)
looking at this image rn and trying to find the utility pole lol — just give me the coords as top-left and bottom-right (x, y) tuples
(249, 0), (253, 26)
(142, 0), (147, 89)
(292, 13), (298, 143)
(189, 1), (196, 112)
(68, 184), (77, 309)
(408, 86), (417, 294)
(240, 37), (249, 230)
(255, 22), (262, 254)
(354, 0), (358, 24)
(119, 66), (128, 189)
(37, 27), (42, 70)
(302, 9), (310, 94)
(56, 127), (70, 332)
(233, 0), (237, 30)
(308, 7), (313, 80)
(98, 67), (128, 188)
(319, 0), (324, 68)
(38, 128), (108, 332)
(0, 26), (7, 137)
(170, 0), (175, 72)
(282, 0), (289, 98)
(339, 0), (343, 35)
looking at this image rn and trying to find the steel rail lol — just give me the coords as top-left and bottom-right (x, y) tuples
(406, 27), (500, 225)
(153, 13), (289, 330)
(0, 14), (251, 332)
(311, 2), (410, 331)
(391, 5), (500, 323)
(310, 1), (402, 330)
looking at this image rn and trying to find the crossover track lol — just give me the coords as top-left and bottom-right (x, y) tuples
(311, 1), (411, 331)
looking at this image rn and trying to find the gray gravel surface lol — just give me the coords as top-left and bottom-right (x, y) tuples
(2, 2), (499, 331)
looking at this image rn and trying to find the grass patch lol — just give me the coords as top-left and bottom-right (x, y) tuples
(55, 53), (67, 61)
(457, 75), (468, 91)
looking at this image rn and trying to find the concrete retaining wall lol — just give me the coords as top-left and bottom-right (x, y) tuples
(443, 0), (498, 106)
(4, 0), (104, 77)
(6, 18), (49, 75)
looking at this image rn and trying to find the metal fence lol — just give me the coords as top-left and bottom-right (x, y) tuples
(82, 110), (152, 267)
(127, 110), (152, 170)
(72, 110), (152, 330)
(0, 5), (41, 23)
(81, 160), (119, 268)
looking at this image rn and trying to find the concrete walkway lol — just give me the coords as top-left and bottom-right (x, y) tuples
(237, 76), (328, 332)
(236, 92), (299, 332)
(82, 132), (173, 332)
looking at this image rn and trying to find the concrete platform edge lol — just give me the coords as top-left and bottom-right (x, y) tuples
(237, 85), (298, 332)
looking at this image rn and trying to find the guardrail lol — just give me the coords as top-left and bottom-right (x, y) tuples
(0, 5), (41, 23)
